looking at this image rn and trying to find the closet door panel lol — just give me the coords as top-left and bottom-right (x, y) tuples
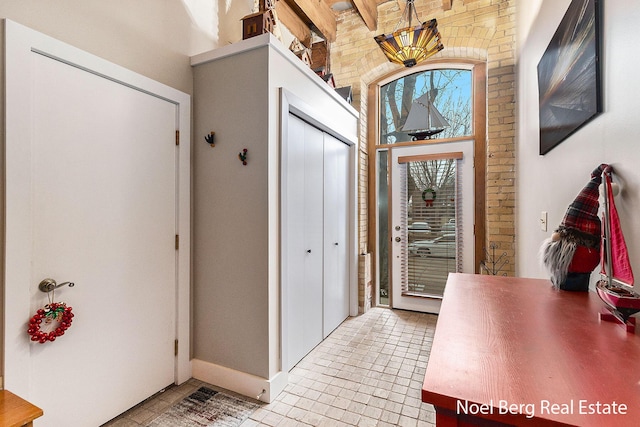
(283, 114), (306, 370)
(283, 114), (324, 370)
(302, 121), (325, 353)
(323, 134), (350, 337)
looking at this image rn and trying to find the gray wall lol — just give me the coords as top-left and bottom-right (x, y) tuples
(192, 48), (272, 378)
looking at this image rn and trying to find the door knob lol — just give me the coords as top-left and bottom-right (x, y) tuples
(395, 237), (401, 242)
(307, 249), (312, 253)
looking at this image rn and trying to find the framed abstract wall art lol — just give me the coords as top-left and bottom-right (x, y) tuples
(537, 0), (602, 155)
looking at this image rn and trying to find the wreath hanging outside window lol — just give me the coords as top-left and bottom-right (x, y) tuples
(422, 188), (436, 207)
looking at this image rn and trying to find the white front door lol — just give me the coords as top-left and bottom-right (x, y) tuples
(390, 142), (474, 313)
(3, 21), (191, 426)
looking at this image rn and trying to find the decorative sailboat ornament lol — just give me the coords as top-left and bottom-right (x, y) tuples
(596, 165), (640, 332)
(402, 93), (450, 140)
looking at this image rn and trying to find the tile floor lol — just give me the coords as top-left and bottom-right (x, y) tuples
(103, 307), (438, 426)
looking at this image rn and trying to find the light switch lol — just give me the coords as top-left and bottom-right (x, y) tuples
(540, 211), (548, 232)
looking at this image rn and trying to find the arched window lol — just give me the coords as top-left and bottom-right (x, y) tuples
(379, 68), (473, 144)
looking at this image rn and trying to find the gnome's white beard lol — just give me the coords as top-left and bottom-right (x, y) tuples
(540, 236), (577, 288)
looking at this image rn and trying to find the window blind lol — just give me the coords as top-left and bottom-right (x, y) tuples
(400, 154), (463, 298)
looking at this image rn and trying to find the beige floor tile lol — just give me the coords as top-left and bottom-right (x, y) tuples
(108, 308), (437, 427)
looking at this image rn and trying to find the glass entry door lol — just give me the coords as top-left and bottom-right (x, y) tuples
(390, 143), (474, 313)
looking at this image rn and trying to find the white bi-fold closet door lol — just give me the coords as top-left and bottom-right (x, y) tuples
(283, 113), (350, 371)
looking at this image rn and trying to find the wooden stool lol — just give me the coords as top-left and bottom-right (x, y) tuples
(0, 390), (43, 427)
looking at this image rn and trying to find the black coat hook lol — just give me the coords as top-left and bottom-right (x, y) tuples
(239, 148), (248, 165)
(205, 131), (215, 147)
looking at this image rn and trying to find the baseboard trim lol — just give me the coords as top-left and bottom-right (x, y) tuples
(191, 359), (288, 403)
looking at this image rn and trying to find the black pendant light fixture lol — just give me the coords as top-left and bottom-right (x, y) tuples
(374, 0), (444, 68)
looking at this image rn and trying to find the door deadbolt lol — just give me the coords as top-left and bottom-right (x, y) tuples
(395, 237), (401, 242)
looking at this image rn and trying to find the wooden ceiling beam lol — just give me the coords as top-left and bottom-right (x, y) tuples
(352, 0), (378, 31)
(276, 1), (313, 47)
(284, 0), (337, 42)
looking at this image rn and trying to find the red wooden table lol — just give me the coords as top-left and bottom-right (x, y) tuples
(422, 273), (640, 426)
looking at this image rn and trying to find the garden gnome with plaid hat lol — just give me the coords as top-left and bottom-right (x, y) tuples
(541, 164), (609, 291)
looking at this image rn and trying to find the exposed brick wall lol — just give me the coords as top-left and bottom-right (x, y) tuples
(331, 0), (516, 311)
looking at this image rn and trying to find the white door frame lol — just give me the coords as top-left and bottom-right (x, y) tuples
(3, 19), (191, 396)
